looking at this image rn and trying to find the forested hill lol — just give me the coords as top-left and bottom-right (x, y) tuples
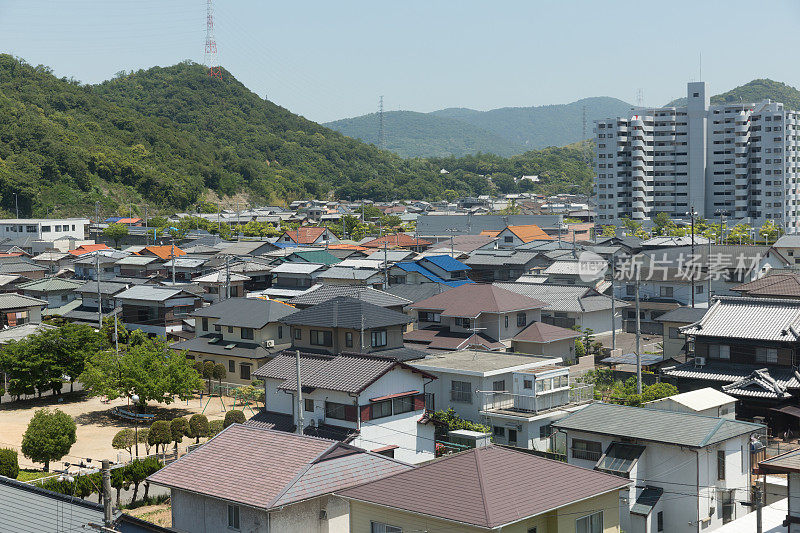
(0, 55), (593, 217)
(666, 79), (800, 109)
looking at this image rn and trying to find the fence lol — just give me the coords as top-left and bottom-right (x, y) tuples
(479, 385), (594, 415)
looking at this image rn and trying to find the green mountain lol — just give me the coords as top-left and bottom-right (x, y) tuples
(666, 79), (800, 109)
(0, 55), (596, 216)
(324, 110), (521, 158)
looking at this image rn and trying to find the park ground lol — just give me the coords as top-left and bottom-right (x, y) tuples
(0, 391), (257, 471)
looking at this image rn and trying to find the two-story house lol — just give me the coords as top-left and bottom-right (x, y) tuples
(252, 351), (437, 463)
(17, 277), (83, 311)
(494, 224), (553, 248)
(279, 227), (339, 246)
(0, 293), (46, 327)
(171, 297), (294, 384)
(555, 402), (764, 533)
(193, 270), (250, 302)
(404, 283), (547, 351)
(265, 262), (326, 300)
(464, 249), (540, 282)
(116, 285), (201, 336)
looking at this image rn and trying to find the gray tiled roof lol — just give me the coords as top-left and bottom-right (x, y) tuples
(493, 282), (625, 313)
(553, 403), (763, 447)
(192, 297), (296, 329)
(318, 266), (381, 280)
(171, 334), (288, 359)
(280, 296), (412, 329)
(382, 282), (454, 303)
(75, 281), (129, 296)
(654, 306), (709, 324)
(681, 296), (800, 341)
(0, 293), (47, 310)
(288, 285), (411, 308)
(115, 285), (193, 302)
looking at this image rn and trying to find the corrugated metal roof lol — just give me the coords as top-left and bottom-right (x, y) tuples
(646, 388), (735, 411)
(681, 296), (800, 341)
(271, 262), (327, 274)
(554, 403), (763, 447)
(420, 255), (471, 272)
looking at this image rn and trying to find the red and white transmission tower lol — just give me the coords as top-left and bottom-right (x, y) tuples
(204, 0), (221, 78)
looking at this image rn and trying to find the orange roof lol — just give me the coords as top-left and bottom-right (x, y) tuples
(327, 243), (368, 251)
(479, 230), (501, 237)
(142, 245), (186, 260)
(505, 225), (552, 243)
(362, 233), (431, 249)
(283, 227), (330, 244)
(69, 243), (110, 256)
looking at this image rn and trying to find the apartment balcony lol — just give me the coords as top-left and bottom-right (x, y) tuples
(479, 385), (594, 418)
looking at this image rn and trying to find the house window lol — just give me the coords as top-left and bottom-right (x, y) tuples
(657, 511), (664, 531)
(227, 326), (233, 333)
(517, 313), (527, 327)
(371, 522), (402, 533)
(325, 402), (349, 420)
(41, 226), (50, 232)
(277, 326), (283, 339)
(371, 329), (387, 348)
(450, 380), (472, 403)
(539, 423), (551, 440)
(304, 398), (314, 412)
(310, 330), (333, 347)
(393, 395), (415, 414)
(493, 426), (505, 437)
(524, 379), (533, 389)
(371, 400), (392, 419)
(668, 327), (680, 339)
(508, 429), (517, 445)
(215, 324), (222, 332)
(756, 347), (778, 364)
(424, 392), (435, 411)
(345, 331), (353, 347)
(504, 236), (513, 243)
(696, 284), (703, 294)
(660, 286), (673, 298)
(419, 311), (441, 322)
(721, 490), (734, 523)
(228, 360), (235, 373)
(709, 344), (730, 360)
(571, 439), (602, 461)
(240, 327), (254, 340)
(239, 364), (251, 381)
(717, 449), (726, 480)
(227, 504), (240, 530)
(454, 317), (471, 329)
(202, 318), (208, 331)
(576, 511), (603, 533)
(492, 380), (505, 392)
(293, 328), (301, 340)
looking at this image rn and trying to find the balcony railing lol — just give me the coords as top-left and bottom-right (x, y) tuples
(479, 385), (594, 416)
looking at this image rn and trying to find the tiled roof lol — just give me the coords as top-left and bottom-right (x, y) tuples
(409, 283), (547, 317)
(404, 327), (506, 351)
(419, 255), (470, 272)
(759, 448), (800, 474)
(653, 306), (709, 324)
(193, 270), (251, 283)
(493, 282), (625, 313)
(141, 245), (186, 260)
(0, 293), (48, 310)
(288, 285), (411, 309)
(17, 277), (84, 292)
(115, 285), (192, 302)
(681, 296), (800, 341)
(148, 424), (411, 510)
(318, 266), (381, 280)
(283, 227), (328, 244)
(361, 233), (431, 248)
(428, 235), (496, 254)
(287, 250), (341, 265)
(382, 282), (454, 303)
(280, 296), (412, 330)
(338, 445), (629, 529)
(505, 224), (552, 242)
(731, 273), (800, 298)
(513, 322), (582, 343)
(663, 360), (800, 389)
(554, 403), (763, 447)
(171, 334), (278, 360)
(464, 250), (539, 267)
(114, 255), (158, 266)
(69, 243), (110, 256)
(192, 297), (295, 328)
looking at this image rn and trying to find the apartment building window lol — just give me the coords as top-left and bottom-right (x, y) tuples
(571, 439), (602, 461)
(451, 380), (472, 403)
(240, 364), (251, 381)
(240, 327), (254, 340)
(657, 511), (664, 531)
(310, 330), (333, 347)
(371, 329), (387, 347)
(717, 450), (726, 480)
(228, 360), (235, 373)
(492, 380), (506, 392)
(345, 331), (353, 347)
(305, 398), (314, 412)
(659, 286), (673, 298)
(516, 313), (527, 327)
(227, 504), (240, 530)
(576, 511), (603, 533)
(756, 347), (778, 364)
(371, 400), (392, 419)
(371, 521), (402, 533)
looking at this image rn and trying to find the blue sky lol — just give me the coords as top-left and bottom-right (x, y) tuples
(1, 0), (799, 123)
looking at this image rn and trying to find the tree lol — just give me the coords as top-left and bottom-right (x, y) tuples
(126, 459), (148, 502)
(209, 419), (225, 437)
(212, 364), (227, 392)
(21, 408), (77, 471)
(80, 333), (202, 408)
(188, 414), (210, 444)
(0, 448), (19, 479)
(759, 220), (783, 244)
(602, 225), (616, 237)
(110, 467), (130, 506)
(223, 410), (246, 428)
(147, 420), (172, 455)
(640, 382), (679, 403)
(170, 417), (189, 450)
(137, 428), (151, 455)
(139, 456), (162, 500)
(112, 429), (135, 457)
(201, 360), (215, 394)
(491, 173), (517, 194)
(103, 223), (129, 248)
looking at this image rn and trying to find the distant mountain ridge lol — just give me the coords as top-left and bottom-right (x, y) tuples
(326, 97), (634, 158)
(666, 79), (800, 109)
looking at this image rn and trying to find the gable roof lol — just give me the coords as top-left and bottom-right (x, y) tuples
(0, 293), (48, 310)
(147, 424), (411, 510)
(393, 262), (474, 287)
(283, 227), (329, 244)
(731, 272), (800, 298)
(193, 270), (251, 283)
(383, 282), (455, 303)
(420, 255), (470, 272)
(288, 285), (411, 309)
(141, 245), (186, 261)
(280, 296), (412, 329)
(115, 285), (194, 302)
(17, 277), (84, 292)
(493, 282), (624, 313)
(192, 297), (296, 329)
(553, 403), (762, 447)
(646, 388), (736, 411)
(287, 250), (341, 265)
(361, 233), (431, 248)
(503, 224), (552, 243)
(338, 445), (629, 529)
(681, 296), (800, 341)
(68, 243), (110, 256)
(409, 283), (547, 317)
(513, 321), (582, 343)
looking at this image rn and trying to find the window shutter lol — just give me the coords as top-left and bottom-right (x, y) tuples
(360, 404), (371, 422)
(413, 394), (426, 411)
(344, 405), (358, 422)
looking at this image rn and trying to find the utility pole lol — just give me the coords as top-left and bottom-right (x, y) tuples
(236, 200), (240, 242)
(102, 460), (113, 527)
(170, 240), (176, 285)
(690, 207), (696, 308)
(96, 252), (103, 329)
(383, 240), (389, 289)
(635, 265), (642, 395)
(296, 350), (304, 435)
(610, 252), (616, 351)
(144, 205), (148, 229)
(755, 481), (763, 533)
(13, 193), (18, 219)
(225, 255), (231, 300)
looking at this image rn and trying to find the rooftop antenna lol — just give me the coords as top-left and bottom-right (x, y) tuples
(204, 0), (221, 78)
(378, 95), (386, 150)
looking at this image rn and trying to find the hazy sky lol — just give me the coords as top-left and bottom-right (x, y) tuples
(2, 0), (799, 123)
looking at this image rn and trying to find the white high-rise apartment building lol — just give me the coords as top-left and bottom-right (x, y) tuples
(594, 82), (800, 231)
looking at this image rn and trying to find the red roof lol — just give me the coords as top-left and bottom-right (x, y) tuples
(339, 445), (629, 529)
(283, 227), (329, 244)
(327, 243), (368, 251)
(362, 233), (431, 249)
(512, 321), (582, 343)
(141, 245), (186, 260)
(410, 283), (547, 317)
(68, 244), (110, 256)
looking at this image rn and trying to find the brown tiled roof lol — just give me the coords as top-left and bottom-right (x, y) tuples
(409, 283), (547, 317)
(338, 445), (629, 529)
(362, 233), (431, 248)
(731, 273), (800, 298)
(512, 322), (582, 343)
(404, 327), (506, 351)
(148, 424), (411, 510)
(283, 227), (328, 244)
(506, 224), (553, 242)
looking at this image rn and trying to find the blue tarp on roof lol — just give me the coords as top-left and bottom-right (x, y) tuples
(422, 255), (471, 272)
(104, 217), (123, 223)
(394, 262), (473, 287)
(272, 242), (303, 249)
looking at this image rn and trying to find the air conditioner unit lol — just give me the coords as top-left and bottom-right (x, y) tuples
(694, 356), (706, 367)
(265, 339), (275, 348)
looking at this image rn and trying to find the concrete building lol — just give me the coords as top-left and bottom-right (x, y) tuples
(0, 218), (89, 241)
(595, 82), (800, 230)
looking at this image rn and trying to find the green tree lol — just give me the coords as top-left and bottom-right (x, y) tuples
(602, 225), (616, 237)
(759, 220), (783, 244)
(223, 410), (246, 428)
(212, 363), (227, 392)
(640, 382), (679, 403)
(137, 428), (151, 455)
(112, 429), (136, 457)
(147, 420), (172, 455)
(200, 360), (215, 394)
(103, 223), (129, 248)
(170, 417), (189, 450)
(209, 419), (225, 437)
(21, 408), (77, 471)
(0, 448), (19, 479)
(110, 467), (130, 506)
(126, 459), (148, 502)
(188, 414), (210, 444)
